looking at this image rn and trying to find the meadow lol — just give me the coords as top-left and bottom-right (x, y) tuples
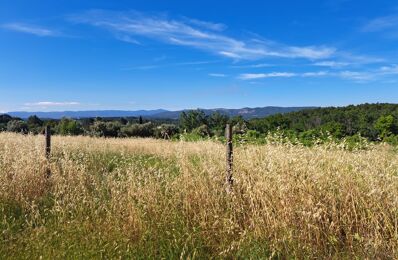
(0, 132), (397, 259)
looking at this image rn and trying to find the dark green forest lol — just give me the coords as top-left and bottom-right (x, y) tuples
(1, 103), (398, 145)
(249, 103), (398, 145)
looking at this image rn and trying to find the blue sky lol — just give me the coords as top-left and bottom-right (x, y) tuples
(1, 0), (398, 112)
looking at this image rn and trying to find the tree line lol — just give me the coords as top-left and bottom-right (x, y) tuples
(249, 103), (398, 145)
(1, 103), (398, 145)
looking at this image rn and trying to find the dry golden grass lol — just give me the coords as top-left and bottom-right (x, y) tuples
(0, 132), (397, 258)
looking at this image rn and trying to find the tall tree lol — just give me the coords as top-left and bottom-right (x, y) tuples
(27, 115), (43, 127)
(374, 115), (396, 139)
(58, 118), (83, 136)
(179, 110), (207, 132)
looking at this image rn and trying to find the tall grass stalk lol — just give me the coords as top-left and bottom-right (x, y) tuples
(0, 133), (397, 258)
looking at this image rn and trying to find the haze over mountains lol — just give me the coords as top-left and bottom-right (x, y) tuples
(5, 106), (314, 120)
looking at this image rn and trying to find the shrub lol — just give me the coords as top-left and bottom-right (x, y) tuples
(120, 122), (154, 137)
(374, 115), (397, 139)
(57, 118), (83, 136)
(179, 132), (205, 141)
(6, 120), (28, 134)
(342, 134), (371, 150)
(155, 124), (179, 139)
(90, 121), (121, 137)
(384, 135), (398, 146)
(233, 121), (248, 135)
(192, 124), (211, 137)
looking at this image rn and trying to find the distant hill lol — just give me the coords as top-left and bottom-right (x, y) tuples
(151, 107), (315, 119)
(7, 109), (168, 119)
(6, 106), (314, 120)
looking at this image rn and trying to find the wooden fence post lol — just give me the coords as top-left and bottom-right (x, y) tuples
(225, 124), (233, 188)
(45, 125), (51, 177)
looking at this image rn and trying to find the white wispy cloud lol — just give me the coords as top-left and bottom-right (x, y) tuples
(183, 17), (226, 31)
(1, 23), (57, 36)
(313, 61), (350, 68)
(239, 72), (297, 80)
(69, 10), (336, 60)
(238, 70), (379, 82)
(239, 71), (331, 80)
(313, 53), (384, 69)
(238, 64), (398, 82)
(24, 101), (80, 107)
(302, 71), (329, 77)
(362, 14), (398, 32)
(337, 64), (398, 81)
(208, 73), (227, 77)
(379, 64), (398, 74)
(285, 46), (335, 59)
(338, 71), (373, 81)
(340, 65), (398, 80)
(123, 60), (218, 70)
(231, 63), (274, 68)
(115, 34), (141, 44)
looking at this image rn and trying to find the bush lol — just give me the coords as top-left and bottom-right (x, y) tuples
(0, 123), (7, 131)
(342, 134), (371, 151)
(384, 135), (398, 146)
(57, 118), (83, 136)
(298, 129), (322, 146)
(120, 122), (154, 137)
(233, 121), (248, 135)
(246, 129), (260, 139)
(90, 121), (121, 137)
(155, 124), (179, 139)
(6, 120), (28, 134)
(192, 124), (211, 137)
(374, 115), (396, 139)
(179, 132), (205, 141)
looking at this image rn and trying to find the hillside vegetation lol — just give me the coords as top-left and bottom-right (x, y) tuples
(249, 103), (398, 144)
(0, 133), (397, 258)
(1, 104), (398, 146)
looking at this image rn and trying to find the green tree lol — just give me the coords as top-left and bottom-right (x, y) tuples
(374, 115), (396, 139)
(179, 110), (207, 132)
(27, 115), (43, 134)
(7, 120), (28, 134)
(120, 117), (128, 125)
(208, 112), (228, 136)
(248, 103), (398, 142)
(155, 124), (179, 139)
(192, 124), (211, 137)
(90, 121), (121, 137)
(120, 122), (154, 137)
(320, 122), (344, 139)
(58, 118), (83, 136)
(0, 114), (13, 124)
(0, 114), (13, 131)
(27, 115), (43, 127)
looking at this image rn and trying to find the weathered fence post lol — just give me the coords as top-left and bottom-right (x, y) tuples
(45, 125), (51, 177)
(225, 124), (233, 188)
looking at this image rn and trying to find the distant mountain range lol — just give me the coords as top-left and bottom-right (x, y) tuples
(5, 106), (315, 120)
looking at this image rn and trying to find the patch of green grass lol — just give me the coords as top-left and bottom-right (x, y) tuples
(0, 200), (26, 241)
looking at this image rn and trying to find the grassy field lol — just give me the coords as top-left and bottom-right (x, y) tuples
(0, 132), (397, 259)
